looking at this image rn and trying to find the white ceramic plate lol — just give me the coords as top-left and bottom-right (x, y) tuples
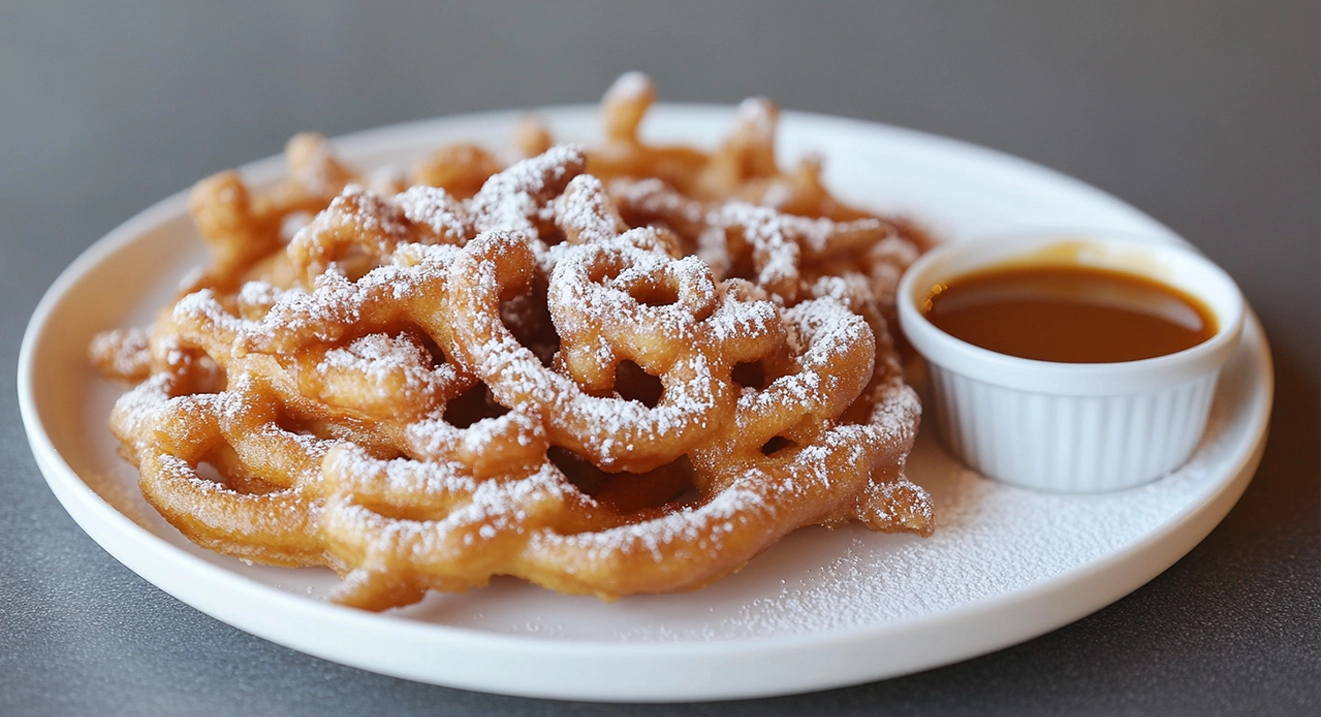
(19, 106), (1272, 702)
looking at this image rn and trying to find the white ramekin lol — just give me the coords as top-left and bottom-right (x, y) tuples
(897, 233), (1245, 492)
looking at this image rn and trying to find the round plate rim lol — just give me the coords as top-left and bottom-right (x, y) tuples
(17, 104), (1274, 702)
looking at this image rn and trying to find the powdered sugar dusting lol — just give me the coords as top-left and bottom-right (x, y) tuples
(606, 72), (654, 105)
(608, 177), (901, 303)
(95, 116), (934, 613)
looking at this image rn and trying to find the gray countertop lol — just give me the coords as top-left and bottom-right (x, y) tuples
(2, 2), (1316, 714)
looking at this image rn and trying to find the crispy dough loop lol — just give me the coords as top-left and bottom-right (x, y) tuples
(186, 133), (358, 292)
(728, 298), (877, 453)
(449, 230), (733, 473)
(609, 178), (901, 304)
(286, 188), (413, 286)
(549, 245), (721, 387)
(135, 376), (331, 566)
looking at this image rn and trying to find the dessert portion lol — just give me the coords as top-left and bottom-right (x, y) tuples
(90, 74), (933, 611)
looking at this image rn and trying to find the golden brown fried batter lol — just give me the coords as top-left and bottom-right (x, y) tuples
(91, 75), (932, 611)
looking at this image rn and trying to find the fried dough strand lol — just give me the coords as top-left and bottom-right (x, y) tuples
(91, 75), (932, 610)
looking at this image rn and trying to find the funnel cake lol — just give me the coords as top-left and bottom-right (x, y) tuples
(91, 82), (933, 611)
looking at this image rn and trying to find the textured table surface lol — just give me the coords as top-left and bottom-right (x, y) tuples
(2, 2), (1316, 714)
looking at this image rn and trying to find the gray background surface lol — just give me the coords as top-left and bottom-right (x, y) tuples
(2, 1), (1316, 714)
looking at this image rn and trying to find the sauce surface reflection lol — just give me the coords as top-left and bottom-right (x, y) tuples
(922, 264), (1217, 363)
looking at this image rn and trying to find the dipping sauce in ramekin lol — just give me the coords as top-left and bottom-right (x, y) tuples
(897, 234), (1245, 493)
(922, 262), (1218, 363)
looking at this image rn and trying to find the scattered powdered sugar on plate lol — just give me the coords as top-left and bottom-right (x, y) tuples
(379, 354), (1253, 640)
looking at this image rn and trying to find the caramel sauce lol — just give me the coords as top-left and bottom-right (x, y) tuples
(922, 264), (1216, 363)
